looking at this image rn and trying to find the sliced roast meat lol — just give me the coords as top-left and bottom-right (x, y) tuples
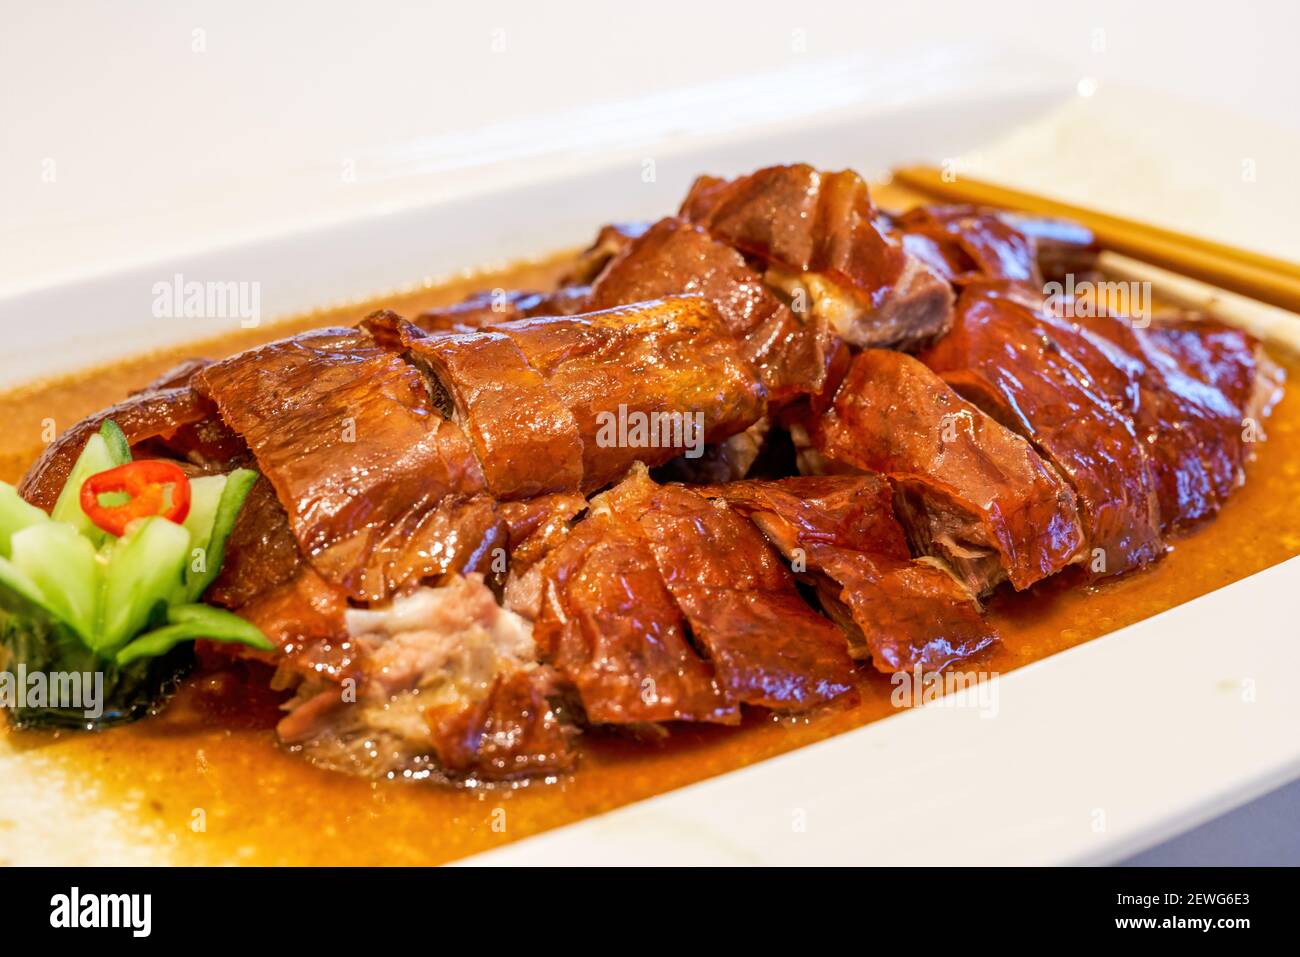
(587, 217), (832, 402)
(655, 417), (772, 485)
(277, 574), (576, 781)
(413, 286), (592, 333)
(425, 665), (576, 779)
(486, 297), (766, 490)
(533, 504), (738, 725)
(193, 326), (488, 601)
(561, 220), (651, 285)
(679, 164), (953, 349)
(697, 476), (997, 673)
(400, 323), (586, 500)
(800, 348), (1084, 593)
(215, 566), (353, 681)
(1146, 316), (1285, 429)
(19, 386), (216, 511)
(1003, 213), (1100, 283)
(205, 475), (304, 608)
(892, 205), (1042, 287)
(604, 468), (856, 711)
(921, 285), (1165, 577)
(1054, 308), (1261, 531)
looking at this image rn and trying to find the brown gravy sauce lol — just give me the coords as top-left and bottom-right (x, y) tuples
(3, 200), (1299, 865)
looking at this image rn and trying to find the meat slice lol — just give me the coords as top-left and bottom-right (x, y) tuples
(800, 348), (1083, 593)
(679, 164), (953, 349)
(413, 286), (591, 333)
(1054, 308), (1263, 531)
(490, 297), (766, 490)
(193, 327), (488, 601)
(401, 324), (585, 500)
(19, 386), (216, 511)
(425, 666), (576, 779)
(587, 217), (831, 402)
(921, 285), (1164, 576)
(220, 566), (354, 680)
(205, 475), (303, 608)
(533, 505), (737, 725)
(892, 205), (1042, 287)
(278, 574), (576, 781)
(1145, 316), (1285, 429)
(697, 476), (997, 674)
(561, 221), (651, 285)
(604, 468), (856, 711)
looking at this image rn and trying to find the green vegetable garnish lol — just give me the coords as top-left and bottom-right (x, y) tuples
(0, 421), (272, 728)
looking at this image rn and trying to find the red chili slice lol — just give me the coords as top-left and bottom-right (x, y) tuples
(79, 460), (192, 537)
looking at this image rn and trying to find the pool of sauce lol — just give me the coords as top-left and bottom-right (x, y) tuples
(2, 189), (1299, 865)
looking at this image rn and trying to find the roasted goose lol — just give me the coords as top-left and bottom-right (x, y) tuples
(3, 164), (1283, 785)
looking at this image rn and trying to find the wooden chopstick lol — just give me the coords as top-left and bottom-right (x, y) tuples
(1099, 251), (1300, 353)
(891, 165), (1300, 314)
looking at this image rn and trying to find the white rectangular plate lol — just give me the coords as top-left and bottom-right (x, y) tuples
(4, 54), (1296, 866)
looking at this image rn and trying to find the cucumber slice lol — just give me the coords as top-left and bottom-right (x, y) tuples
(98, 420), (132, 467)
(0, 554), (52, 615)
(50, 433), (119, 546)
(0, 483), (50, 558)
(96, 516), (190, 654)
(8, 523), (99, 642)
(116, 602), (272, 666)
(182, 468), (257, 601)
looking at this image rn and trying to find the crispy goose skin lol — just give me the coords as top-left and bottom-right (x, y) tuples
(533, 506), (738, 725)
(680, 164), (953, 349)
(413, 286), (591, 333)
(19, 386), (216, 510)
(193, 327), (488, 600)
(221, 566), (354, 680)
(1146, 316), (1285, 429)
(205, 475), (304, 608)
(1058, 309), (1256, 531)
(391, 297), (767, 494)
(402, 325), (586, 500)
(920, 285), (1165, 576)
(697, 476), (997, 673)
(604, 469), (856, 711)
(487, 297), (766, 490)
(802, 349), (1084, 593)
(892, 205), (1042, 287)
(588, 217), (831, 402)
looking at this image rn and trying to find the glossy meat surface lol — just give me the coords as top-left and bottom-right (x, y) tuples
(490, 298), (766, 489)
(425, 666), (576, 778)
(404, 326), (586, 500)
(606, 470), (856, 710)
(805, 348), (1083, 592)
(533, 508), (737, 725)
(698, 476), (997, 673)
(893, 205), (1041, 286)
(1061, 309), (1251, 530)
(193, 327), (487, 600)
(588, 217), (830, 401)
(412, 287), (590, 332)
(18, 385), (216, 511)
(921, 286), (1165, 577)
(680, 164), (953, 349)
